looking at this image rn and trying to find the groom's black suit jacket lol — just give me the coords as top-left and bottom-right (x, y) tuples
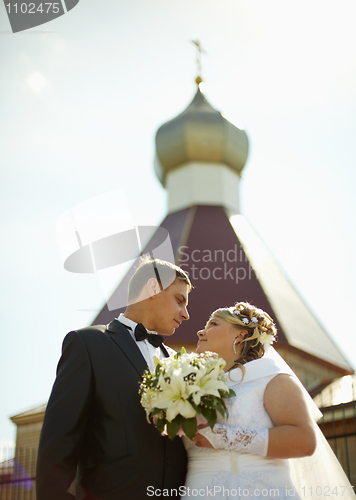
(36, 320), (187, 500)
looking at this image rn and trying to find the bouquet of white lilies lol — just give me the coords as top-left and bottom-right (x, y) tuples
(139, 348), (235, 440)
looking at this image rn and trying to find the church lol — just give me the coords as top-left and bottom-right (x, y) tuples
(2, 75), (356, 496)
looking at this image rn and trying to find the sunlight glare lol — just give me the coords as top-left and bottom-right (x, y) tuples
(27, 72), (49, 94)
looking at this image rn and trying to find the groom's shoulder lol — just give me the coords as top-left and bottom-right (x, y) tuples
(63, 320), (125, 350)
(64, 324), (110, 345)
(77, 324), (108, 335)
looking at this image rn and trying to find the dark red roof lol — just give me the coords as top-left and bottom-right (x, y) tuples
(170, 205), (287, 343)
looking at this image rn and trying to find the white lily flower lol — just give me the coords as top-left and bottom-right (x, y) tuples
(152, 372), (197, 421)
(166, 398), (196, 421)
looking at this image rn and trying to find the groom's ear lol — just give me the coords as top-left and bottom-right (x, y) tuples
(146, 278), (160, 298)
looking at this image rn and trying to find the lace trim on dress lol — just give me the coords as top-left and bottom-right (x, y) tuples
(214, 425), (261, 451)
(200, 424), (269, 456)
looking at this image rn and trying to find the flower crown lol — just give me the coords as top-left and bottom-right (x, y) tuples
(232, 309), (275, 346)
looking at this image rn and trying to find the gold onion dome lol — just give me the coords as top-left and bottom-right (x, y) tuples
(155, 84), (249, 186)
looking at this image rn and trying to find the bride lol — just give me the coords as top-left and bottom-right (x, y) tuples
(182, 302), (355, 499)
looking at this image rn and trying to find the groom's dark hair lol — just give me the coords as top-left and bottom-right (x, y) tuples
(128, 256), (192, 302)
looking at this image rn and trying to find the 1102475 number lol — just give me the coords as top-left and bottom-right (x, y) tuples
(301, 486), (355, 497)
(5, 3), (60, 14)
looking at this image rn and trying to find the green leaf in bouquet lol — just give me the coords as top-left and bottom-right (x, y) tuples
(209, 396), (221, 409)
(174, 346), (187, 360)
(215, 400), (226, 418)
(181, 417), (197, 440)
(219, 396), (227, 408)
(153, 355), (162, 367)
(219, 388), (236, 399)
(167, 415), (183, 440)
(226, 388), (236, 398)
(188, 399), (200, 413)
(156, 418), (166, 434)
(204, 395), (219, 409)
(201, 407), (217, 429)
(218, 398), (228, 415)
(151, 408), (163, 416)
(201, 395), (213, 405)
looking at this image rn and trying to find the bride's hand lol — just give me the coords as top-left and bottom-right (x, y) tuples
(192, 432), (213, 448)
(197, 423), (209, 429)
(193, 424), (213, 448)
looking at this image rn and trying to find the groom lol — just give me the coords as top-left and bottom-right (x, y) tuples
(36, 257), (192, 500)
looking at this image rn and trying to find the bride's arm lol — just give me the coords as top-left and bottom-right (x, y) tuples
(193, 374), (317, 459)
(263, 373), (316, 458)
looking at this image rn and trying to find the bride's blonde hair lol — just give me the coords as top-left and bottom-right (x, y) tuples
(209, 302), (277, 370)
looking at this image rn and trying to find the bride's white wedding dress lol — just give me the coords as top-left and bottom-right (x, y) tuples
(182, 354), (355, 499)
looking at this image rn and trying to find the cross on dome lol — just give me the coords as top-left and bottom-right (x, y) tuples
(191, 39), (207, 85)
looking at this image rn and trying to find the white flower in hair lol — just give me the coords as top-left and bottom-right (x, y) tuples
(259, 332), (275, 345)
(242, 317), (249, 325)
(251, 317), (258, 324)
(233, 310), (240, 316)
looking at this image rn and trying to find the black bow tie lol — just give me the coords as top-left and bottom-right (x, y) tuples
(130, 323), (164, 348)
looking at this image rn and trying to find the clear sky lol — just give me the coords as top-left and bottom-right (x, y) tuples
(1, 0), (356, 450)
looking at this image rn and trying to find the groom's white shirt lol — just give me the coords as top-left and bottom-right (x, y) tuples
(117, 313), (175, 370)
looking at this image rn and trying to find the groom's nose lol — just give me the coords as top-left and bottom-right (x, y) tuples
(182, 306), (189, 321)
